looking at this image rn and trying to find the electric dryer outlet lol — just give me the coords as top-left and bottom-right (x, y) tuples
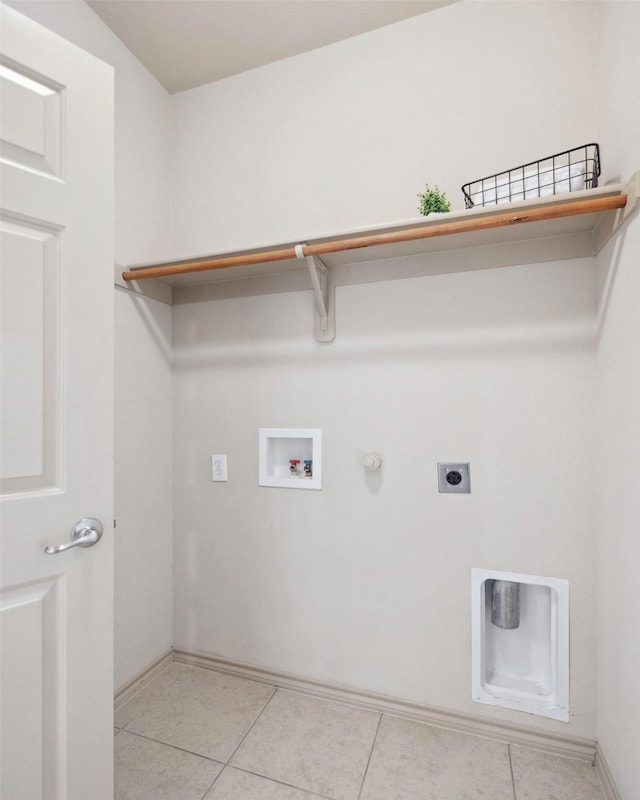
(438, 462), (470, 493)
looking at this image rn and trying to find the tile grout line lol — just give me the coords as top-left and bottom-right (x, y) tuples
(508, 743), (518, 800)
(357, 712), (384, 800)
(225, 684), (279, 765)
(200, 765), (224, 800)
(118, 728), (225, 764)
(229, 765), (337, 799)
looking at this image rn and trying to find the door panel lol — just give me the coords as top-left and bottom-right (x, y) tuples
(1, 215), (60, 492)
(0, 579), (62, 800)
(0, 5), (114, 798)
(0, 61), (62, 177)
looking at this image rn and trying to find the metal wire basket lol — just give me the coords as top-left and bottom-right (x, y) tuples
(462, 143), (601, 209)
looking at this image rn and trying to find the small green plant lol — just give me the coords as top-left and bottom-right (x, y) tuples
(417, 184), (451, 216)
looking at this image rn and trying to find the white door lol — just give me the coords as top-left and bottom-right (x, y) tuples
(0, 5), (114, 798)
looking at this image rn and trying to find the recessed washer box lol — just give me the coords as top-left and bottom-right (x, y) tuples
(258, 428), (322, 490)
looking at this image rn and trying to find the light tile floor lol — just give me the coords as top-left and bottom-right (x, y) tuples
(114, 663), (607, 800)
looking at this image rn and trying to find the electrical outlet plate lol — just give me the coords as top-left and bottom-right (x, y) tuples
(211, 454), (228, 482)
(438, 462), (470, 493)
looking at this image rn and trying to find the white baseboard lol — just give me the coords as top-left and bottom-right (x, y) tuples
(114, 648), (173, 709)
(172, 647), (597, 763)
(595, 745), (622, 800)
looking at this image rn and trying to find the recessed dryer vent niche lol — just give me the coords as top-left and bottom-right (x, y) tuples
(258, 428), (321, 490)
(471, 569), (569, 722)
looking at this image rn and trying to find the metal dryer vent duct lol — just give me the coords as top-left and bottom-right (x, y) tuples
(491, 580), (521, 629)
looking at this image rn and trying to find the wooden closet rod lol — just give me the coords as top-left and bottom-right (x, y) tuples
(122, 194), (627, 282)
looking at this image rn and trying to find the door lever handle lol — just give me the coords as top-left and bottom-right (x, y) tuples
(44, 518), (103, 554)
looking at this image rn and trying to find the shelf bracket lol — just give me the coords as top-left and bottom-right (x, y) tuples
(296, 244), (335, 342)
(593, 171), (640, 253)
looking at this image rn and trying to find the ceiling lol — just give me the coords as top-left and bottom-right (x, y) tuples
(87, 0), (456, 94)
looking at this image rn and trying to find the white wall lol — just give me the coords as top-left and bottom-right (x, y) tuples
(173, 256), (598, 738)
(170, 0), (603, 738)
(114, 292), (172, 687)
(7, 0), (175, 689)
(171, 0), (599, 258)
(595, 3), (640, 797)
(596, 221), (640, 798)
(596, 1), (640, 187)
